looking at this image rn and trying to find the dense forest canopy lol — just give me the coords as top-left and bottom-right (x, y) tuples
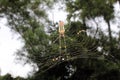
(0, 0), (120, 80)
